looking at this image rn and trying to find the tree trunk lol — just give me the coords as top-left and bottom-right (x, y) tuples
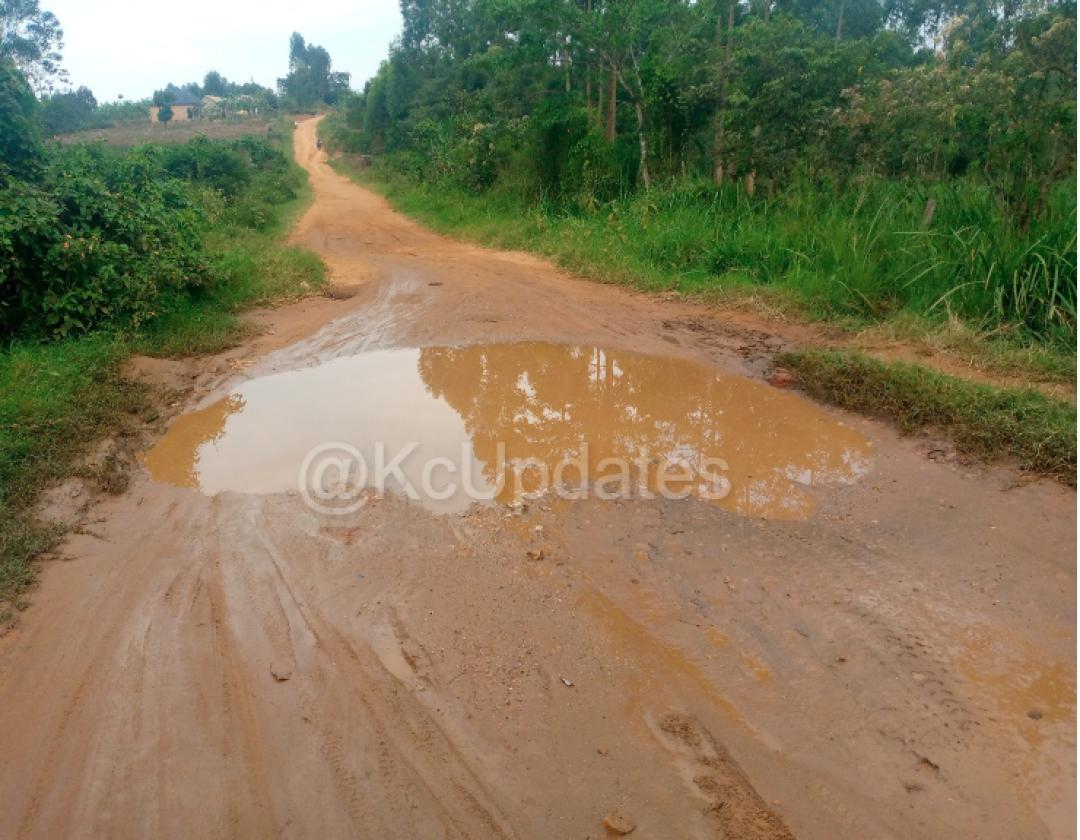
(763, 0), (771, 22)
(835, 0), (845, 45)
(585, 0), (594, 122)
(712, 0), (736, 185)
(606, 65), (617, 142)
(634, 99), (651, 189)
(596, 67), (603, 127)
(616, 58), (651, 189)
(725, 0), (735, 62)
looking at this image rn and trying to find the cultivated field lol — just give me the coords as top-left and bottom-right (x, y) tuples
(58, 119), (276, 146)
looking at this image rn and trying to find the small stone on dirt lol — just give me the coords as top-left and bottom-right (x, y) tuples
(560, 677), (574, 687)
(1027, 709), (1043, 720)
(602, 809), (636, 834)
(270, 663), (293, 682)
(526, 548), (546, 561)
(767, 368), (796, 388)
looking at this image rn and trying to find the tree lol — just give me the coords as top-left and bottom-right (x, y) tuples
(157, 102), (173, 126)
(40, 84), (97, 134)
(0, 0), (64, 92)
(335, 0), (1074, 219)
(202, 70), (226, 97)
(278, 32), (351, 110)
(0, 57), (41, 178)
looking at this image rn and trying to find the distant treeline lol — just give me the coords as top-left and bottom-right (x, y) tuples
(37, 29), (355, 136)
(38, 87), (146, 135)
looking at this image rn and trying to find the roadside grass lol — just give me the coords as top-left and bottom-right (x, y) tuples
(0, 123), (324, 621)
(140, 232), (324, 356)
(778, 349), (1077, 484)
(335, 158), (1075, 386)
(139, 120), (321, 357)
(848, 312), (1077, 384)
(0, 337), (142, 619)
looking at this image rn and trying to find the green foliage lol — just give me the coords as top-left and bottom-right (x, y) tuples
(94, 99), (149, 125)
(0, 58), (41, 178)
(777, 348), (1076, 483)
(349, 162), (1076, 350)
(39, 85), (97, 134)
(0, 144), (209, 337)
(0, 335), (137, 611)
(0, 131), (312, 340)
(326, 0), (1076, 343)
(156, 102), (173, 124)
(277, 31), (350, 110)
(0, 0), (64, 91)
(39, 87), (149, 135)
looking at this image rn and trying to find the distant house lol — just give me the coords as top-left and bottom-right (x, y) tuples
(148, 89), (201, 123)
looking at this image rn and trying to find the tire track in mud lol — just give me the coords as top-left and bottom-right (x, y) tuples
(235, 510), (515, 837)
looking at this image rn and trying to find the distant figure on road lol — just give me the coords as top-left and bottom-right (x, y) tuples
(316, 138), (323, 151)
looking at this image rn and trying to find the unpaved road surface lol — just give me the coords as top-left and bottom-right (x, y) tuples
(1, 117), (1074, 839)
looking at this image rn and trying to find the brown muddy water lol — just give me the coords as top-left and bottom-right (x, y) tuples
(142, 342), (872, 517)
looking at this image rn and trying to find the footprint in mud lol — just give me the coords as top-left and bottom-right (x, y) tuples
(650, 711), (794, 840)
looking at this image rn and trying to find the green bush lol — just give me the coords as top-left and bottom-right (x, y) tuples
(0, 144), (209, 337)
(0, 123), (308, 341)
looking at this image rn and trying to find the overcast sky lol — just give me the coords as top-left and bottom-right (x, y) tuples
(45, 0), (403, 101)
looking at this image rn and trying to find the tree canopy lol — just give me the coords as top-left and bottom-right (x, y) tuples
(338, 0), (1074, 216)
(0, 0), (64, 92)
(0, 57), (42, 179)
(277, 32), (350, 110)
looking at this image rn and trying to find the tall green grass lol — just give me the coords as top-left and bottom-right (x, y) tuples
(349, 160), (1076, 354)
(0, 338), (141, 612)
(779, 349), (1076, 484)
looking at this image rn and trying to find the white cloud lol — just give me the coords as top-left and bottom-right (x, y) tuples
(45, 0), (402, 100)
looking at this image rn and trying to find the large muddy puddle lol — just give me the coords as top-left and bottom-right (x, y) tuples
(142, 343), (872, 517)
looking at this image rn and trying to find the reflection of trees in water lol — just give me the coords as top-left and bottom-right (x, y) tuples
(418, 343), (871, 518)
(143, 394), (246, 489)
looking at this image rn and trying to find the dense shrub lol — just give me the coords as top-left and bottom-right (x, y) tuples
(0, 78), (302, 340)
(0, 145), (209, 337)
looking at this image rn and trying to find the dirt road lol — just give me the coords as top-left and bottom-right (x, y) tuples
(0, 117), (1074, 839)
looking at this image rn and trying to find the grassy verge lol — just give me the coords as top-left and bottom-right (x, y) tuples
(0, 123), (324, 621)
(0, 338), (146, 616)
(777, 349), (1076, 484)
(331, 157), (1075, 385)
(140, 119), (321, 356)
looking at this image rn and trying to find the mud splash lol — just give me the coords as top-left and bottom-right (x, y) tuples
(142, 342), (872, 517)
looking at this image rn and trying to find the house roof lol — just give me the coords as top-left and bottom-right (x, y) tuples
(165, 90), (201, 106)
